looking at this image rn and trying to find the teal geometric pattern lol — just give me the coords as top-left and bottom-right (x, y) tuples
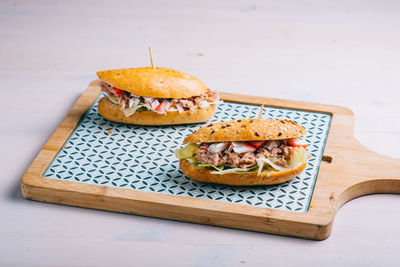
(43, 95), (331, 212)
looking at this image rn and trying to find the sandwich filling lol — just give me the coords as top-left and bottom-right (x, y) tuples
(99, 81), (220, 117)
(175, 138), (308, 175)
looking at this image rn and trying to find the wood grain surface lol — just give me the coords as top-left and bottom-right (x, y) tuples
(21, 80), (400, 240)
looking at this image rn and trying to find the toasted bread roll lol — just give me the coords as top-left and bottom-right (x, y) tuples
(97, 67), (208, 98)
(98, 97), (215, 125)
(96, 67), (218, 125)
(176, 118), (309, 186)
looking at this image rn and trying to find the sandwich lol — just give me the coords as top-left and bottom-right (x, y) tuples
(175, 118), (309, 186)
(96, 67), (220, 125)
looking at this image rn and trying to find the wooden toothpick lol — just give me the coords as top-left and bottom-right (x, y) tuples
(258, 103), (265, 119)
(149, 47), (155, 69)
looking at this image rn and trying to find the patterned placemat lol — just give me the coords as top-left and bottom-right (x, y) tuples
(43, 96), (331, 212)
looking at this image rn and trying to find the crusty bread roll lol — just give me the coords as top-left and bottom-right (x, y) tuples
(178, 118), (308, 186)
(180, 160), (307, 186)
(98, 97), (215, 125)
(96, 67), (217, 125)
(97, 67), (208, 98)
(184, 118), (306, 143)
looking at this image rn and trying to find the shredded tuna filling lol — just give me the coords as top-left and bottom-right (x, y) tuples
(99, 81), (219, 115)
(195, 140), (294, 169)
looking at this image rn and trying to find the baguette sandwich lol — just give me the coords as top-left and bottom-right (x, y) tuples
(97, 67), (219, 125)
(175, 118), (309, 186)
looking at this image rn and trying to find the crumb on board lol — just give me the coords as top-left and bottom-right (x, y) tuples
(107, 130), (112, 134)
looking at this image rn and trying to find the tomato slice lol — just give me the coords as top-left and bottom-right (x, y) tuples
(249, 141), (266, 148)
(200, 144), (208, 150)
(245, 143), (256, 149)
(288, 138), (308, 148)
(112, 87), (124, 97)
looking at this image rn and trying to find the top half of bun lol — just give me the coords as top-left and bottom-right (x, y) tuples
(183, 119), (306, 143)
(96, 67), (208, 99)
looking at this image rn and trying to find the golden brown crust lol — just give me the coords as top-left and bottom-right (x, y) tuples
(96, 67), (208, 98)
(98, 97), (215, 125)
(179, 160), (307, 186)
(183, 118), (306, 143)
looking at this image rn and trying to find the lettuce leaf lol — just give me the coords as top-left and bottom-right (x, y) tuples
(122, 103), (149, 117)
(174, 144), (199, 160)
(288, 147), (308, 167)
(197, 163), (224, 171)
(108, 96), (119, 105)
(185, 156), (197, 164)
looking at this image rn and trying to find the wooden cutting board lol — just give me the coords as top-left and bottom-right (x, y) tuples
(21, 80), (400, 240)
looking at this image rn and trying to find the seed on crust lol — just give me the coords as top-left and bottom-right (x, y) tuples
(183, 118), (306, 143)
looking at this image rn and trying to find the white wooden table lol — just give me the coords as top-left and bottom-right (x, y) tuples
(1, 0), (399, 266)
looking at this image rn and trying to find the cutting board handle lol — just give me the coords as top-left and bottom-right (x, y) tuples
(336, 141), (400, 207)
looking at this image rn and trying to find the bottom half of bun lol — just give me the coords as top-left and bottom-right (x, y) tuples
(179, 160), (307, 186)
(98, 97), (215, 125)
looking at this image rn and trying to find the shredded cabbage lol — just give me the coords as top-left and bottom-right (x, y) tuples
(199, 101), (210, 109)
(256, 158), (287, 172)
(199, 100), (224, 109)
(257, 160), (264, 175)
(122, 103), (149, 117)
(255, 148), (308, 174)
(108, 96), (119, 105)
